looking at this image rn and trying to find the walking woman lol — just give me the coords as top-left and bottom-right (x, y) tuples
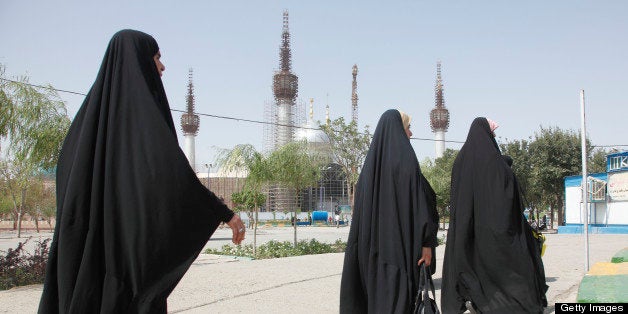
(39, 30), (245, 313)
(340, 109), (439, 313)
(441, 117), (547, 313)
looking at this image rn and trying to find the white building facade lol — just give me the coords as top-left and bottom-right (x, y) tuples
(560, 151), (628, 233)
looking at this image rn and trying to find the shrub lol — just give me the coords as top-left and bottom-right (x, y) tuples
(205, 238), (346, 259)
(0, 237), (50, 290)
(438, 234), (446, 246)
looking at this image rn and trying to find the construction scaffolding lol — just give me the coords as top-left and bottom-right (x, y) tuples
(351, 64), (358, 124)
(261, 11), (347, 214)
(300, 163), (349, 213)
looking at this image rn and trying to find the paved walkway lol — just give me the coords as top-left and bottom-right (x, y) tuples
(0, 228), (626, 313)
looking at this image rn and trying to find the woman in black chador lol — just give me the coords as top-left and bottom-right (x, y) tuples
(340, 109), (439, 313)
(38, 30), (245, 313)
(441, 117), (547, 313)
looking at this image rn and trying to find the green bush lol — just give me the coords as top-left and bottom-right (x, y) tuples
(205, 238), (346, 259)
(438, 234), (446, 246)
(0, 237), (50, 290)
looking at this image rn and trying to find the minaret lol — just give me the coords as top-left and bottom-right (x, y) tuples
(430, 61), (450, 159)
(351, 64), (358, 124)
(272, 10), (298, 148)
(181, 68), (200, 171)
(325, 104), (330, 126)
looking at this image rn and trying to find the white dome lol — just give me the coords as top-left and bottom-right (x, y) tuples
(295, 124), (329, 143)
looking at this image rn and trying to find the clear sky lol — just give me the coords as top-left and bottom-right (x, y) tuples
(2, 1), (627, 171)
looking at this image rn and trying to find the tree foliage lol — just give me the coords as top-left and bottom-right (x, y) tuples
(589, 148), (608, 174)
(215, 144), (272, 255)
(0, 65), (71, 236)
(1, 65), (71, 170)
(499, 126), (606, 227)
(421, 149), (457, 228)
(268, 141), (323, 247)
(319, 117), (371, 209)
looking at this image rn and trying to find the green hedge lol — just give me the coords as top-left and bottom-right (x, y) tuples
(205, 238), (346, 259)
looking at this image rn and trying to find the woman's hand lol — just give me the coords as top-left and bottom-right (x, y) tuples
(417, 246), (432, 266)
(226, 215), (246, 245)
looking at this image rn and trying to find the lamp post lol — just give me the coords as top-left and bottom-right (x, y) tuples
(319, 165), (332, 211)
(320, 186), (325, 210)
(342, 179), (346, 204)
(205, 163), (212, 189)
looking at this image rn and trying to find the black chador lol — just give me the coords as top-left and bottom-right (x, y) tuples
(340, 109), (439, 313)
(441, 117), (547, 313)
(39, 30), (234, 313)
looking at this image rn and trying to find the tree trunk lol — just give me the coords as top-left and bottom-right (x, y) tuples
(17, 188), (26, 238)
(293, 211), (297, 248)
(555, 196), (561, 228)
(350, 183), (356, 217)
(12, 208), (17, 230)
(254, 206), (258, 257)
(35, 215), (40, 233)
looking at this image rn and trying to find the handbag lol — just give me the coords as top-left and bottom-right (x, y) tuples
(413, 263), (440, 314)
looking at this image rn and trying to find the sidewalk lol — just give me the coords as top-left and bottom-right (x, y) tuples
(1, 229), (626, 313)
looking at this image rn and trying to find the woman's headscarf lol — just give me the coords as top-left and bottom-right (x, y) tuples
(39, 29), (233, 313)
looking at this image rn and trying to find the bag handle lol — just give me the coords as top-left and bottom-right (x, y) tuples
(415, 263), (438, 310)
(421, 264), (436, 300)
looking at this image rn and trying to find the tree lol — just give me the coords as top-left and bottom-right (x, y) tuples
(319, 117), (371, 212)
(421, 149), (458, 229)
(0, 160), (37, 236)
(231, 189), (266, 229)
(0, 65), (71, 236)
(268, 141), (323, 247)
(0, 185), (13, 220)
(589, 148), (608, 174)
(216, 144), (272, 255)
(22, 174), (56, 233)
(500, 138), (542, 221)
(1, 65), (71, 169)
(527, 126), (595, 228)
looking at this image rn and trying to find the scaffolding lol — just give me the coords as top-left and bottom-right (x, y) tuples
(351, 64), (358, 124)
(300, 163), (348, 213)
(262, 98), (307, 213)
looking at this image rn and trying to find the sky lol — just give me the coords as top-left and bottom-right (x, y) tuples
(1, 1), (627, 172)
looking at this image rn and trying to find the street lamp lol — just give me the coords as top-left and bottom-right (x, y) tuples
(319, 165), (332, 211)
(205, 163), (212, 189)
(319, 186), (325, 210)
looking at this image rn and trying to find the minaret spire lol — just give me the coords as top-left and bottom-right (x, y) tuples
(325, 103), (330, 126)
(181, 68), (200, 170)
(272, 10), (298, 148)
(351, 64), (359, 124)
(429, 61), (450, 159)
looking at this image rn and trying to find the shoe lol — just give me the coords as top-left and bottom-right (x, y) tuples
(465, 301), (477, 314)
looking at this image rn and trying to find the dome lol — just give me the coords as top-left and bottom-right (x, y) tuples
(295, 120), (330, 158)
(295, 99), (329, 144)
(295, 123), (329, 143)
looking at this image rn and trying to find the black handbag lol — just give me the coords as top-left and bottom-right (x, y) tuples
(413, 264), (440, 314)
